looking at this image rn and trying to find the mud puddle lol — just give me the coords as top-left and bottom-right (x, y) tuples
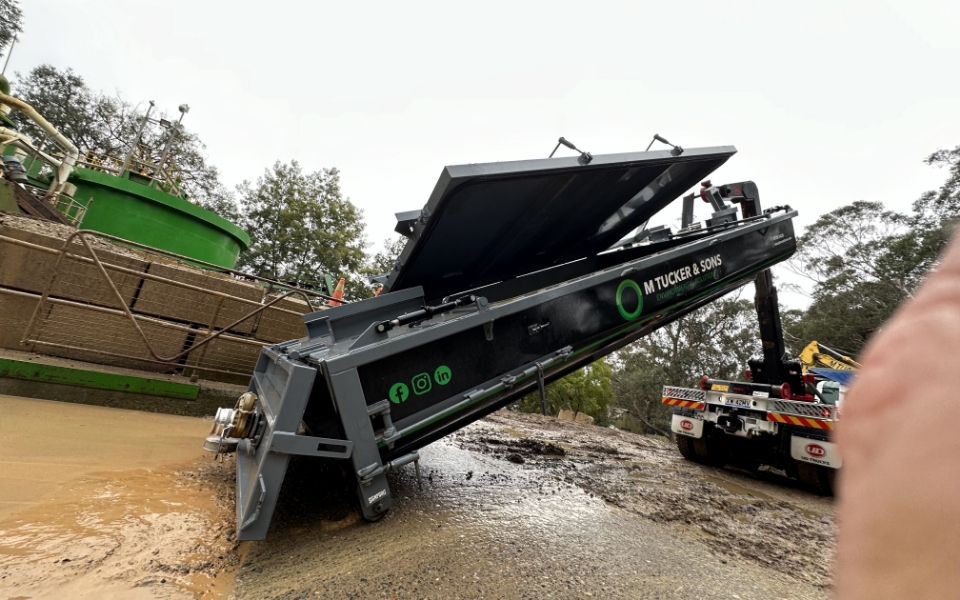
(0, 395), (239, 599)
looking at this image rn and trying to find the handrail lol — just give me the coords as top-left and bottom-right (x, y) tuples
(0, 91), (79, 200)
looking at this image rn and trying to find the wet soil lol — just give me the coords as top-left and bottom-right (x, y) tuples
(465, 412), (836, 587)
(0, 395), (240, 599)
(231, 411), (833, 599)
(0, 395), (834, 599)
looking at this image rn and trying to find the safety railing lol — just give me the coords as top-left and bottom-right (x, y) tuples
(77, 146), (185, 198)
(21, 183), (88, 226)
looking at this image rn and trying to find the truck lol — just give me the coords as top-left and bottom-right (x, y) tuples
(663, 241), (844, 494)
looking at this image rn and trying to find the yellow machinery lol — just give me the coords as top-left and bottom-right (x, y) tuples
(798, 341), (860, 373)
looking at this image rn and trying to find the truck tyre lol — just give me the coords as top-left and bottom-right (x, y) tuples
(693, 436), (713, 463)
(694, 428), (728, 467)
(796, 461), (836, 495)
(676, 435), (700, 462)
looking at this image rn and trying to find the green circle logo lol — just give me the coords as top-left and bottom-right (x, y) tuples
(434, 365), (452, 386)
(616, 279), (643, 321)
(389, 382), (409, 404)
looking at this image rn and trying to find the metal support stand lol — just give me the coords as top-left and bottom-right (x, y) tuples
(536, 361), (548, 416)
(120, 101), (155, 175)
(414, 459), (423, 492)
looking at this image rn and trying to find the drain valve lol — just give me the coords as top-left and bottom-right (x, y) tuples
(203, 392), (258, 456)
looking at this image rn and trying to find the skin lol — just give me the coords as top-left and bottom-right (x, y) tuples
(835, 235), (960, 599)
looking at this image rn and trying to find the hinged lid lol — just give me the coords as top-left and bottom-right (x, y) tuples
(384, 146), (736, 300)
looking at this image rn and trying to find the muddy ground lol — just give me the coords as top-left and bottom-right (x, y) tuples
(232, 411), (834, 600)
(0, 397), (834, 599)
(462, 413), (835, 586)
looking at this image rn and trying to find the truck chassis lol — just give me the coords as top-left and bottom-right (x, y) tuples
(663, 385), (840, 494)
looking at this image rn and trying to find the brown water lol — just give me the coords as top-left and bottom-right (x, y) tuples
(0, 395), (238, 599)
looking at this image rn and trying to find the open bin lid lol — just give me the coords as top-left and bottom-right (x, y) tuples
(384, 146), (736, 301)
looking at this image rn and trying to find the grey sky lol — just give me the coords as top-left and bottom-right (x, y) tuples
(12, 0), (960, 306)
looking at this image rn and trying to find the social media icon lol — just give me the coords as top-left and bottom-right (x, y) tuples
(412, 373), (432, 395)
(389, 382), (409, 404)
(434, 365), (452, 386)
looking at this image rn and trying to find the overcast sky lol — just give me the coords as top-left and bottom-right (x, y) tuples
(11, 0), (960, 306)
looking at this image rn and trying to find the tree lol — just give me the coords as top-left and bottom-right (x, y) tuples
(358, 235), (407, 293)
(785, 201), (911, 354)
(913, 145), (960, 228)
(10, 65), (114, 152)
(786, 147), (960, 355)
(10, 64), (232, 218)
(236, 161), (372, 299)
(515, 359), (616, 425)
(610, 293), (762, 434)
(0, 0), (22, 55)
(368, 236), (406, 275)
(8, 64), (378, 290)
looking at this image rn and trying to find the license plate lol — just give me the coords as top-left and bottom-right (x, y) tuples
(723, 396), (751, 408)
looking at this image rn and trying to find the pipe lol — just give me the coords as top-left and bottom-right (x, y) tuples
(0, 129), (64, 168)
(0, 91), (79, 199)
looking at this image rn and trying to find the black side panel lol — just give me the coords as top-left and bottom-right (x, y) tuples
(377, 277), (757, 463)
(301, 374), (346, 441)
(358, 218), (796, 448)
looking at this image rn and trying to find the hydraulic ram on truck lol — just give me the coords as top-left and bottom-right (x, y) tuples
(205, 145), (798, 539)
(663, 191), (841, 493)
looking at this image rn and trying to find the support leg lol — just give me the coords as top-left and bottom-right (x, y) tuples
(329, 369), (393, 521)
(536, 361), (548, 416)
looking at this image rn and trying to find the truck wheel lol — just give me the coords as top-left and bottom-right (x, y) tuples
(694, 434), (728, 467)
(676, 435), (700, 462)
(693, 437), (712, 463)
(796, 461), (836, 495)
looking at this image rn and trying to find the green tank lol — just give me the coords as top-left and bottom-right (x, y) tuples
(68, 168), (249, 269)
(1, 86), (249, 269)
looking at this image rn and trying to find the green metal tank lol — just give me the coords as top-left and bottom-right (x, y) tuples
(67, 168), (249, 269)
(1, 85), (249, 269)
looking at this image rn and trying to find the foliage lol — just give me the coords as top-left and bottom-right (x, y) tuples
(10, 65), (114, 151)
(362, 236), (406, 290)
(235, 161), (372, 299)
(785, 202), (910, 353)
(914, 145), (960, 227)
(515, 360), (616, 425)
(787, 148), (960, 354)
(0, 0), (21, 55)
(610, 293), (760, 434)
(10, 64), (231, 215)
(7, 63), (399, 298)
